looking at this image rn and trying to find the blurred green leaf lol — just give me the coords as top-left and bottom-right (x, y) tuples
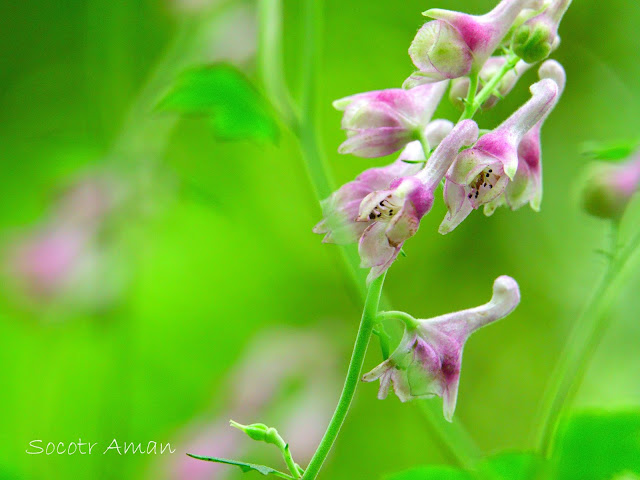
(477, 452), (545, 480)
(186, 454), (293, 478)
(384, 466), (474, 480)
(551, 410), (640, 480)
(159, 64), (279, 142)
(581, 140), (639, 161)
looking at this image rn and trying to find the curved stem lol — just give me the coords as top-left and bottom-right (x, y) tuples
(302, 273), (386, 480)
(537, 222), (640, 455)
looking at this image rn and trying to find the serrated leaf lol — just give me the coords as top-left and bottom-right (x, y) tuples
(551, 410), (640, 480)
(477, 452), (545, 480)
(581, 140), (639, 161)
(187, 454), (293, 479)
(159, 64), (279, 142)
(384, 466), (474, 480)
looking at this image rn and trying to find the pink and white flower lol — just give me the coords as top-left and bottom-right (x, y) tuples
(333, 82), (448, 158)
(439, 77), (560, 233)
(315, 120), (479, 283)
(362, 275), (520, 421)
(484, 60), (566, 215)
(407, 0), (542, 84)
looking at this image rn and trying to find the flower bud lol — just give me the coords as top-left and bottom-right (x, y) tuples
(230, 420), (279, 445)
(513, 0), (571, 63)
(581, 155), (640, 220)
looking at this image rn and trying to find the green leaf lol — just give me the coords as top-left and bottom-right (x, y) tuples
(477, 452), (545, 480)
(384, 466), (474, 480)
(186, 454), (293, 479)
(551, 410), (640, 480)
(159, 64), (279, 142)
(581, 140), (639, 161)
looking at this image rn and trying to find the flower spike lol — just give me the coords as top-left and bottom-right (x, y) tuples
(408, 0), (542, 83)
(334, 82), (448, 157)
(363, 276), (520, 421)
(440, 77), (559, 233)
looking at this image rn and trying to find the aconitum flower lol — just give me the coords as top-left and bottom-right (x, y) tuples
(316, 120), (478, 283)
(408, 0), (541, 83)
(449, 57), (533, 111)
(581, 153), (640, 220)
(333, 81), (448, 157)
(362, 276), (520, 421)
(440, 77), (559, 233)
(314, 119), (454, 245)
(484, 60), (566, 215)
(513, 0), (572, 63)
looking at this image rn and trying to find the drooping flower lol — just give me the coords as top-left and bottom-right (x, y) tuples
(407, 0), (542, 83)
(449, 56), (533, 111)
(513, 0), (572, 63)
(439, 77), (559, 233)
(333, 81), (448, 157)
(313, 119), (454, 245)
(484, 60), (566, 215)
(363, 276), (520, 421)
(315, 120), (479, 283)
(581, 153), (640, 220)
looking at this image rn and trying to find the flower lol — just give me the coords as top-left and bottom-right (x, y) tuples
(407, 0), (542, 83)
(315, 120), (479, 283)
(513, 0), (572, 63)
(362, 275), (520, 421)
(484, 60), (566, 215)
(313, 119), (454, 245)
(439, 77), (560, 233)
(581, 153), (640, 220)
(333, 81), (448, 157)
(449, 56), (533, 111)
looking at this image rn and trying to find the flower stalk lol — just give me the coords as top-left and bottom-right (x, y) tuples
(301, 273), (387, 480)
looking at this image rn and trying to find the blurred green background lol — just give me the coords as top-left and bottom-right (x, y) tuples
(1, 0), (640, 479)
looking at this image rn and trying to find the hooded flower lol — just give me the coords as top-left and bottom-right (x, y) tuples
(315, 120), (478, 283)
(357, 121), (478, 283)
(581, 153), (640, 220)
(363, 276), (520, 421)
(513, 0), (572, 63)
(439, 77), (559, 233)
(314, 120), (453, 245)
(407, 0), (542, 84)
(484, 60), (566, 215)
(449, 56), (533, 111)
(334, 81), (448, 157)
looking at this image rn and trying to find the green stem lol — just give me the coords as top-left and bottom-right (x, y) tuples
(258, 0), (297, 126)
(459, 56), (519, 122)
(378, 310), (419, 329)
(302, 274), (386, 480)
(461, 71), (480, 121)
(537, 222), (640, 456)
